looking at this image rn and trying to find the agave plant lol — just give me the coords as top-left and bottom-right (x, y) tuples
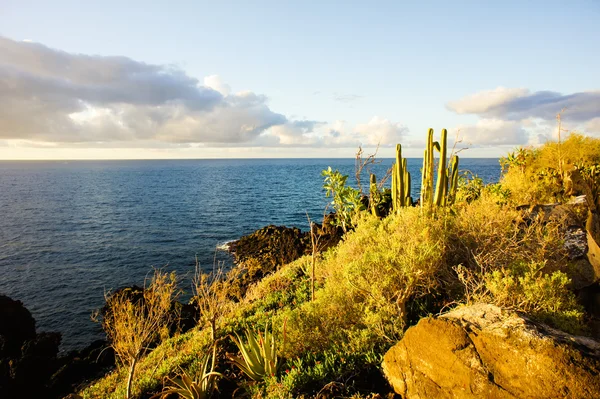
(229, 323), (283, 381)
(152, 345), (222, 399)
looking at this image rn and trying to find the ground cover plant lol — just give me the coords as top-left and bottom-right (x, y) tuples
(79, 130), (596, 399)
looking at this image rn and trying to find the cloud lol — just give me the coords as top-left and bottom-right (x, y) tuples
(447, 87), (600, 147)
(447, 86), (600, 122)
(456, 119), (529, 146)
(203, 75), (231, 96)
(354, 116), (408, 146)
(257, 117), (408, 148)
(0, 36), (412, 153)
(0, 36), (289, 145)
(585, 118), (600, 134)
(266, 120), (326, 145)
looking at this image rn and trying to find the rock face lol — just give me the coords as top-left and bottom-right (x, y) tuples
(382, 304), (600, 399)
(229, 225), (311, 267)
(0, 295), (118, 399)
(227, 223), (344, 297)
(0, 295), (36, 358)
(0, 295), (62, 398)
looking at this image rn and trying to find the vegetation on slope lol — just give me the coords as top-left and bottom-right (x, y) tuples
(81, 130), (598, 399)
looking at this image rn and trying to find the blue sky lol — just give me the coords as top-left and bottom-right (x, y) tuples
(0, 0), (599, 159)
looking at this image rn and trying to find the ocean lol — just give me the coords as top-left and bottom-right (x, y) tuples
(0, 158), (500, 351)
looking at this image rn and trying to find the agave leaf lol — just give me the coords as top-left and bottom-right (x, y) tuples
(234, 333), (260, 371)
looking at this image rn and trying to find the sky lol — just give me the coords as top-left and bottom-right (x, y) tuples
(0, 0), (599, 159)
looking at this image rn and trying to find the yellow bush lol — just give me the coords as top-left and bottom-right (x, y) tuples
(450, 193), (567, 273)
(500, 133), (600, 204)
(285, 209), (447, 356)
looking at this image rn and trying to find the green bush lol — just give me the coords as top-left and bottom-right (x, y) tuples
(285, 209), (448, 358)
(457, 261), (585, 334)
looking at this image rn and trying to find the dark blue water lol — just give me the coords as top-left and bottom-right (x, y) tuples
(0, 158), (500, 351)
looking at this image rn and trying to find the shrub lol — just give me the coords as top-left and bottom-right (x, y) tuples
(449, 194), (567, 273)
(322, 167), (364, 232)
(285, 209), (448, 357)
(192, 258), (235, 341)
(456, 261), (585, 334)
(500, 133), (600, 204)
(96, 269), (179, 398)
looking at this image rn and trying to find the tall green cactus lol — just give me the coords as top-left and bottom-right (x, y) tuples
(392, 144), (412, 212)
(420, 128), (459, 209)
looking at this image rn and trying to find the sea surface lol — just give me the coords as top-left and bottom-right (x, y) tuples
(0, 158), (500, 351)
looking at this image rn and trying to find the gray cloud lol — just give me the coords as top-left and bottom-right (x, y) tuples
(0, 36), (288, 144)
(446, 87), (600, 147)
(447, 87), (600, 122)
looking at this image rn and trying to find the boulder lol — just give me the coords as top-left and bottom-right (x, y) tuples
(0, 295), (62, 399)
(229, 225), (310, 267)
(382, 304), (600, 399)
(0, 295), (36, 358)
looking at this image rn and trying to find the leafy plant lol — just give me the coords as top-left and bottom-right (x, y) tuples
(229, 323), (284, 381)
(322, 167), (364, 232)
(152, 345), (222, 399)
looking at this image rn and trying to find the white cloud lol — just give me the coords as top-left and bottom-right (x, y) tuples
(456, 119), (529, 146)
(354, 116), (408, 146)
(203, 75), (231, 96)
(265, 120), (325, 146)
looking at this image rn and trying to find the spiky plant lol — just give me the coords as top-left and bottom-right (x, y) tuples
(152, 345), (222, 399)
(229, 323), (283, 381)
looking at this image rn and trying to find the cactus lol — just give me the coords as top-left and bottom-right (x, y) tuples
(433, 129), (448, 206)
(421, 129), (436, 208)
(392, 144), (412, 212)
(447, 155), (459, 205)
(369, 173), (381, 217)
(420, 128), (459, 209)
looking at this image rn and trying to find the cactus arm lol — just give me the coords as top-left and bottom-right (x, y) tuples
(405, 170), (411, 206)
(434, 129), (448, 207)
(420, 149), (427, 206)
(370, 173), (381, 217)
(391, 165), (398, 211)
(448, 155), (460, 205)
(426, 128), (435, 208)
(397, 144), (404, 209)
